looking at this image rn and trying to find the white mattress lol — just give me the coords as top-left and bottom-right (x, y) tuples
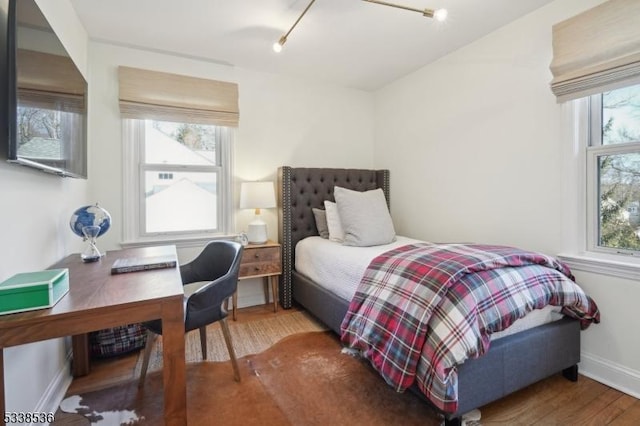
(295, 236), (562, 340)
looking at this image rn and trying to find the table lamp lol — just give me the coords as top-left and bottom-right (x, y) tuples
(240, 181), (276, 244)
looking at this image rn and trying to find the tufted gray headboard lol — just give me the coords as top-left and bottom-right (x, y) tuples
(277, 166), (390, 308)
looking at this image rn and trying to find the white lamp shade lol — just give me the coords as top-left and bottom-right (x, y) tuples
(240, 181), (276, 209)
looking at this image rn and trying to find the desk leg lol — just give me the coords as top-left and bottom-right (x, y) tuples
(0, 349), (4, 426)
(71, 334), (90, 377)
(161, 299), (187, 426)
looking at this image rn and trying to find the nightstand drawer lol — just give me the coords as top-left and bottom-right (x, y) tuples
(239, 246), (281, 278)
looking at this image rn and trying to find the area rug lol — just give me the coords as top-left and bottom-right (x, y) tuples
(57, 331), (468, 426)
(133, 310), (327, 375)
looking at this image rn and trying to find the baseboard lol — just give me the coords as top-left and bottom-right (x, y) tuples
(580, 351), (640, 399)
(32, 351), (73, 426)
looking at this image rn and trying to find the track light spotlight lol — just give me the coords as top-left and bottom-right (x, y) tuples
(273, 36), (287, 53)
(273, 0), (316, 53)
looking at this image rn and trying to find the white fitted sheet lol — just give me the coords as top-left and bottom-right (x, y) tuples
(295, 236), (562, 340)
(296, 235), (421, 301)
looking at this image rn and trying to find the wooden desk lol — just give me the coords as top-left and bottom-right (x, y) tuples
(0, 246), (186, 426)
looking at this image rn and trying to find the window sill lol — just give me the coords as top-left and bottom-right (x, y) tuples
(558, 252), (640, 281)
(121, 234), (239, 250)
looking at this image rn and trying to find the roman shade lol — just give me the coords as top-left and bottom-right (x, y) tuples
(118, 66), (239, 126)
(549, 0), (640, 103)
(17, 49), (86, 113)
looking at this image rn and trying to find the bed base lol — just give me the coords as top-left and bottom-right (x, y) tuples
(292, 270), (581, 423)
(278, 166), (582, 424)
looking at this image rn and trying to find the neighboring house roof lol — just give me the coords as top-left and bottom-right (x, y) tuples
(145, 126), (214, 165)
(146, 178), (217, 233)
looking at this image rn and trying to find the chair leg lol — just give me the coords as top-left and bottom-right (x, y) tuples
(199, 326), (207, 360)
(219, 318), (241, 382)
(232, 292), (238, 321)
(138, 330), (157, 388)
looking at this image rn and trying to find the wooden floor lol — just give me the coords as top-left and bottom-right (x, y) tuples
(63, 304), (640, 425)
(66, 303), (289, 396)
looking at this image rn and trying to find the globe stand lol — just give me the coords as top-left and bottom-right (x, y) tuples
(81, 225), (103, 263)
(70, 203), (111, 263)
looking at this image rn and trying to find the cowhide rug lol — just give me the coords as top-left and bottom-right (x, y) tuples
(56, 331), (481, 425)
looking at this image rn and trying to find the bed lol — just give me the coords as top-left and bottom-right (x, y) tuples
(276, 166), (599, 425)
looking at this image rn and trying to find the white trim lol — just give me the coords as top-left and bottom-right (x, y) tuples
(32, 350), (73, 426)
(560, 99), (588, 253)
(120, 234), (238, 250)
(558, 252), (640, 280)
(585, 88), (640, 257)
(121, 119), (234, 243)
(580, 351), (640, 400)
(218, 127), (234, 235)
(122, 119), (140, 243)
(563, 94), (640, 261)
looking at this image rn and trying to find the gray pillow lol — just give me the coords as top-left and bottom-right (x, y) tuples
(324, 201), (345, 242)
(312, 208), (330, 239)
(333, 186), (396, 247)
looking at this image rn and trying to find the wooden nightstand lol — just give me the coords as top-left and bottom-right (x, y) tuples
(231, 240), (281, 320)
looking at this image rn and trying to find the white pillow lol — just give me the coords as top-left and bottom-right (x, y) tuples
(333, 186), (396, 247)
(323, 201), (344, 243)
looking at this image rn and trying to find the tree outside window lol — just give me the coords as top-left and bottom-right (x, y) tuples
(594, 84), (640, 252)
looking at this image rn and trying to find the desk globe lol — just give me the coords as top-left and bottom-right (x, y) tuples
(70, 203), (111, 262)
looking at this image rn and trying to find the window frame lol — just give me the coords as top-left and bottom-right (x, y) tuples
(121, 118), (234, 247)
(585, 91), (640, 258)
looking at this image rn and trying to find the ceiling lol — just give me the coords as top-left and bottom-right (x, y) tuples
(69, 0), (555, 91)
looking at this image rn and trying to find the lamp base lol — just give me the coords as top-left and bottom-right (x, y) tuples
(247, 221), (268, 245)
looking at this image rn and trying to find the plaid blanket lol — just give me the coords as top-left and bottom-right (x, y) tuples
(340, 243), (600, 414)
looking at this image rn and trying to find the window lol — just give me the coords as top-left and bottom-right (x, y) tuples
(16, 106), (77, 171)
(587, 83), (640, 256)
(117, 67), (238, 245)
(122, 118), (233, 244)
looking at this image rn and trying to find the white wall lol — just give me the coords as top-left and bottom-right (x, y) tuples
(3, 9), (374, 415)
(9, 0), (637, 415)
(88, 43), (376, 252)
(87, 42), (375, 306)
(1, 0), (89, 416)
(374, 0), (640, 398)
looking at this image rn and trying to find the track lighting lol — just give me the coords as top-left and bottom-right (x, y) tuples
(273, 0), (317, 53)
(432, 8), (448, 22)
(273, 0), (446, 53)
(273, 36), (286, 53)
(362, 0), (448, 21)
